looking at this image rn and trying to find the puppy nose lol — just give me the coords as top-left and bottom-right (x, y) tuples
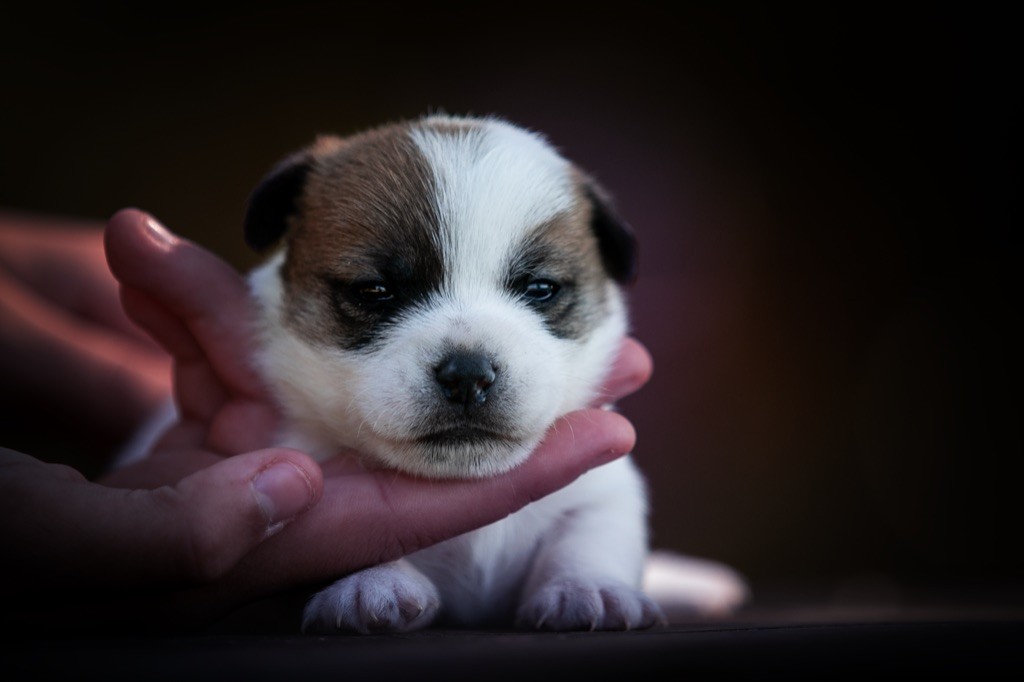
(435, 351), (497, 407)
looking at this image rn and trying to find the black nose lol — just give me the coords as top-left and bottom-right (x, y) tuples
(435, 351), (497, 407)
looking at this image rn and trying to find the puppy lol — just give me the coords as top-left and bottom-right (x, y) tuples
(244, 115), (656, 632)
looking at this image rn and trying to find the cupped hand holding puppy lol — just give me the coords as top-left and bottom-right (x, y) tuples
(1, 208), (652, 628)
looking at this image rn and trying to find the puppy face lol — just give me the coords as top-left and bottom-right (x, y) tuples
(246, 116), (635, 478)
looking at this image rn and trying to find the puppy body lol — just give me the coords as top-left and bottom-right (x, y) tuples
(247, 115), (659, 631)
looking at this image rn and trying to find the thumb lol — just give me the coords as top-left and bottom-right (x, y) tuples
(1, 448), (322, 594)
(164, 449), (323, 582)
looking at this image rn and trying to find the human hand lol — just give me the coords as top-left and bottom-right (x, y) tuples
(0, 210), (171, 442)
(1, 208), (652, 629)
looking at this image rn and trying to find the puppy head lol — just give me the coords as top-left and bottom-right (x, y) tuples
(246, 116), (635, 478)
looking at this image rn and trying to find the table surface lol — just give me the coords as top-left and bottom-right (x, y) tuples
(5, 594), (1022, 680)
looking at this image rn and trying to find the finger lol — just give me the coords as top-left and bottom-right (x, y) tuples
(226, 408), (635, 592)
(369, 408), (637, 551)
(120, 287), (229, 422)
(104, 208), (269, 402)
(122, 284), (281, 455)
(167, 448), (323, 581)
(97, 434), (222, 489)
(121, 282), (269, 417)
(119, 286), (203, 365)
(593, 337), (654, 405)
(106, 208), (280, 453)
(1, 447), (323, 592)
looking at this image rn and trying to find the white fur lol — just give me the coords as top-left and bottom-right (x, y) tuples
(411, 116), (575, 296)
(244, 117), (740, 632)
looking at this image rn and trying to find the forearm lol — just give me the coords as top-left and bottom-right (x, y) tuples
(0, 268), (169, 433)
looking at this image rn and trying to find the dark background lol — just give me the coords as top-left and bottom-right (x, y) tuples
(2, 4), (1019, 610)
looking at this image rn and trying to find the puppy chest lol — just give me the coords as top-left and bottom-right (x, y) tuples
(407, 511), (552, 626)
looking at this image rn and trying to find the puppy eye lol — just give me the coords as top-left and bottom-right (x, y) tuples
(521, 279), (560, 303)
(352, 281), (394, 304)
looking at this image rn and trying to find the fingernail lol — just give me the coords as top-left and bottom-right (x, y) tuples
(252, 462), (315, 532)
(144, 216), (176, 247)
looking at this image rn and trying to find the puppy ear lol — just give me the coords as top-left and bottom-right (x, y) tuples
(243, 152), (311, 251)
(585, 181), (638, 284)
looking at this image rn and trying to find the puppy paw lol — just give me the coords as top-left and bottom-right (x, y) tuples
(302, 563), (440, 634)
(516, 577), (665, 631)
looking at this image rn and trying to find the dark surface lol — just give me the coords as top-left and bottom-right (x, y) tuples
(5, 589), (1023, 679)
(5, 616), (1022, 680)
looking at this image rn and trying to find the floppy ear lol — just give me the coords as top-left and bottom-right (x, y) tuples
(584, 181), (638, 284)
(243, 151), (312, 251)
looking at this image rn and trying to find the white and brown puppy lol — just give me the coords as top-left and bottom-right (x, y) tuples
(245, 115), (657, 633)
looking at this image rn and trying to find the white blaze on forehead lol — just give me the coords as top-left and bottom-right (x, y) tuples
(409, 117), (576, 291)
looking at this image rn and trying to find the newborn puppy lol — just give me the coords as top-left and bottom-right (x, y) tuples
(245, 115), (658, 632)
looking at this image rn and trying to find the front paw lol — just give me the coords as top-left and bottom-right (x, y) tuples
(302, 563), (440, 634)
(516, 577), (665, 631)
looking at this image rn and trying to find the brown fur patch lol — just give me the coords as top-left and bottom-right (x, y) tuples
(281, 122), (445, 349)
(512, 177), (611, 339)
